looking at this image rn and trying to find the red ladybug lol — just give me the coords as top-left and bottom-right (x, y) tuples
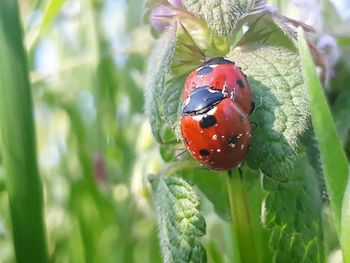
(183, 57), (254, 114)
(180, 58), (253, 171)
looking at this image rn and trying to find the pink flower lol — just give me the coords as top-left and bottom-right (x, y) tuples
(317, 35), (340, 78)
(149, 5), (177, 30)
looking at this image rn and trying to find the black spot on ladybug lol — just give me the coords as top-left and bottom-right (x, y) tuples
(239, 114), (244, 122)
(228, 135), (239, 146)
(200, 115), (217, 128)
(250, 101), (255, 115)
(183, 86), (224, 115)
(236, 79), (245, 88)
(197, 66), (213, 76)
(199, 149), (210, 156)
(200, 57), (233, 67)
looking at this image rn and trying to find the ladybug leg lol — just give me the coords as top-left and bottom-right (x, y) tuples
(222, 81), (229, 97)
(230, 91), (235, 100)
(228, 168), (244, 178)
(176, 149), (187, 159)
(238, 166), (243, 179)
(253, 96), (263, 111)
(228, 168), (243, 179)
(250, 101), (255, 115)
(249, 98), (261, 127)
(250, 96), (264, 115)
(157, 131), (178, 145)
(250, 121), (258, 127)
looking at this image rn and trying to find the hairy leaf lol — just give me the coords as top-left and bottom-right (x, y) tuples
(182, 0), (259, 36)
(163, 75), (187, 139)
(301, 127), (323, 179)
(235, 13), (295, 49)
(301, 126), (328, 201)
(180, 169), (231, 221)
(231, 10), (316, 52)
(150, 176), (207, 263)
(262, 154), (324, 262)
(145, 23), (178, 143)
(228, 45), (308, 177)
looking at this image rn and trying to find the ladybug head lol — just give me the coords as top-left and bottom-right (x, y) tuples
(200, 57), (234, 67)
(182, 86), (224, 115)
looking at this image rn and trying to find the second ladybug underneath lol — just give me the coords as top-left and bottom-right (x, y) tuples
(180, 57), (254, 171)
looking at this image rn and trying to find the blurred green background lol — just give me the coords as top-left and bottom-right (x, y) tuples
(0, 0), (350, 262)
(1, 0), (163, 262)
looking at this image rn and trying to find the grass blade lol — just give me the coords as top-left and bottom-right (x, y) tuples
(342, 178), (350, 262)
(27, 0), (66, 50)
(297, 27), (349, 232)
(0, 1), (48, 262)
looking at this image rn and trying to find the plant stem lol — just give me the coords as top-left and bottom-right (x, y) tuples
(226, 169), (258, 263)
(341, 176), (350, 263)
(0, 0), (48, 262)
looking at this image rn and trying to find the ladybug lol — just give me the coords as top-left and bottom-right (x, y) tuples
(180, 58), (253, 171)
(183, 57), (254, 114)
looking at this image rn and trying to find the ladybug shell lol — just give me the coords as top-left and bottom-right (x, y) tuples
(183, 57), (253, 114)
(181, 98), (252, 170)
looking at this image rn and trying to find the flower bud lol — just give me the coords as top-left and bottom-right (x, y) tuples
(317, 35), (340, 70)
(149, 5), (177, 30)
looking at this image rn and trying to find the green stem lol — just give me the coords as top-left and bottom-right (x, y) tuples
(226, 169), (258, 263)
(341, 176), (350, 263)
(0, 0), (48, 262)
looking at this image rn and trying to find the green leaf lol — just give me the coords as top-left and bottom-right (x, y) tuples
(150, 175), (207, 263)
(180, 169), (231, 221)
(145, 23), (178, 143)
(262, 154), (324, 262)
(27, 0), (66, 50)
(332, 90), (350, 145)
(228, 45), (308, 177)
(298, 27), (349, 231)
(342, 177), (350, 262)
(0, 1), (48, 262)
(301, 127), (327, 200)
(208, 241), (225, 263)
(232, 10), (316, 51)
(234, 13), (296, 49)
(163, 75), (187, 139)
(182, 0), (257, 36)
